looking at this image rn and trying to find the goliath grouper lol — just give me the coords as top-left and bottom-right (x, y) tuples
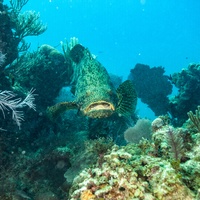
(47, 44), (137, 120)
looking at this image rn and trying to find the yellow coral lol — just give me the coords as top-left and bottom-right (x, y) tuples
(80, 190), (95, 200)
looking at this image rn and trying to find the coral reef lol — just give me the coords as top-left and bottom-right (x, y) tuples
(180, 124), (200, 195)
(128, 63), (200, 126)
(152, 124), (185, 163)
(128, 63), (173, 116)
(6, 44), (72, 110)
(1, 1), (200, 197)
(68, 116), (200, 199)
(64, 137), (114, 186)
(169, 63), (200, 125)
(69, 143), (195, 199)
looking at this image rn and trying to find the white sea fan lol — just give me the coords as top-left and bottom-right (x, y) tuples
(0, 89), (36, 129)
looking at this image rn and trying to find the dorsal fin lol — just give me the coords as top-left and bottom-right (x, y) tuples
(46, 101), (78, 121)
(116, 80), (137, 116)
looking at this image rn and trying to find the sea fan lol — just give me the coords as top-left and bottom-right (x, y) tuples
(0, 89), (36, 129)
(166, 128), (184, 161)
(124, 118), (151, 143)
(187, 106), (200, 132)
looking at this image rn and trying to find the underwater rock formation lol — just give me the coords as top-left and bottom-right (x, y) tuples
(169, 63), (200, 125)
(6, 44), (72, 110)
(128, 63), (173, 116)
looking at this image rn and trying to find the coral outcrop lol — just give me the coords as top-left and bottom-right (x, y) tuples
(128, 63), (173, 116)
(169, 63), (200, 125)
(6, 44), (72, 110)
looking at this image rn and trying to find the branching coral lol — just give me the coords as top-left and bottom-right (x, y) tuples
(12, 11), (47, 41)
(0, 0), (46, 68)
(9, 0), (29, 12)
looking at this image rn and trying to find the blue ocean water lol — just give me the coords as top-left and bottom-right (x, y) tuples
(4, 0), (200, 118)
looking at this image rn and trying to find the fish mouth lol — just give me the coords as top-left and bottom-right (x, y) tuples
(84, 101), (115, 118)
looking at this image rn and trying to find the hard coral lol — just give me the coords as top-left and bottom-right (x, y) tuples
(151, 117), (164, 132)
(80, 190), (95, 200)
(69, 144), (194, 199)
(69, 145), (148, 200)
(181, 132), (200, 193)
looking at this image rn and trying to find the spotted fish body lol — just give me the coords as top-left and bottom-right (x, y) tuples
(47, 44), (137, 119)
(70, 44), (118, 118)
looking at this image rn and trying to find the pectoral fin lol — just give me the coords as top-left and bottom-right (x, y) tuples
(46, 101), (78, 121)
(116, 80), (137, 116)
